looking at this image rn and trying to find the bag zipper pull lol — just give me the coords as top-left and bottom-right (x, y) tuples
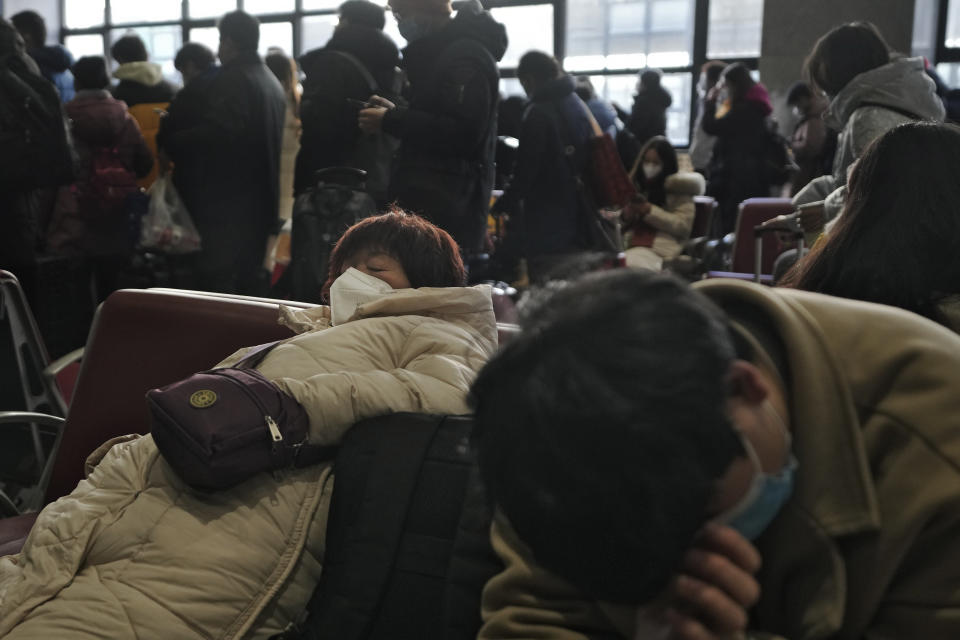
(266, 415), (283, 442)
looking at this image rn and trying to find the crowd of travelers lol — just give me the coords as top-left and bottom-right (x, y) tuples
(3, 4), (960, 639)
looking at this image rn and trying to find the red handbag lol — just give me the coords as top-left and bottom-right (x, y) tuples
(577, 100), (637, 209)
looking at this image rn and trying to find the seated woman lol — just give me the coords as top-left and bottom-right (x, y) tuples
(0, 211), (499, 639)
(783, 121), (960, 333)
(621, 136), (705, 271)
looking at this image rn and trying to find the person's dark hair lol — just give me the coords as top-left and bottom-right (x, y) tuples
(517, 50), (561, 86)
(721, 63), (756, 103)
(471, 270), (744, 604)
(218, 10), (260, 53)
(72, 56), (110, 91)
(786, 81), (814, 107)
(339, 0), (387, 30)
(322, 209), (467, 297)
(10, 10), (45, 46)
(784, 121), (960, 325)
(804, 22), (890, 97)
(640, 68), (662, 89)
(636, 135), (678, 207)
(701, 60), (726, 89)
(266, 48), (298, 107)
(174, 42), (216, 72)
(110, 34), (149, 64)
(574, 75), (596, 102)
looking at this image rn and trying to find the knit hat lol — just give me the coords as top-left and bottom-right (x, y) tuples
(387, 0), (452, 17)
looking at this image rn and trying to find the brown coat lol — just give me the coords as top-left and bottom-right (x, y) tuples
(479, 280), (960, 640)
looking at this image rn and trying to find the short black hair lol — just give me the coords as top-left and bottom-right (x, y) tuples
(11, 11), (45, 45)
(322, 209), (466, 298)
(804, 22), (890, 97)
(786, 81), (814, 106)
(640, 68), (662, 88)
(174, 42), (216, 72)
(111, 34), (149, 63)
(218, 10), (260, 53)
(471, 270), (744, 604)
(701, 60), (727, 88)
(574, 75), (596, 102)
(517, 50), (561, 85)
(73, 56), (110, 91)
(339, 0), (387, 30)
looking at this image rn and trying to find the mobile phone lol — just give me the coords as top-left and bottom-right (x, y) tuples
(347, 98), (372, 109)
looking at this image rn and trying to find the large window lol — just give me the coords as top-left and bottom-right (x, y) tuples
(60, 0), (763, 144)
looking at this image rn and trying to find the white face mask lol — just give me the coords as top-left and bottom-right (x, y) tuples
(329, 267), (395, 326)
(642, 162), (663, 180)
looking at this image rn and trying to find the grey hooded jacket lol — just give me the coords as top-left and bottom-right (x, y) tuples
(794, 56), (945, 225)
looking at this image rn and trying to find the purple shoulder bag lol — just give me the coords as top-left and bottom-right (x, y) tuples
(147, 341), (336, 491)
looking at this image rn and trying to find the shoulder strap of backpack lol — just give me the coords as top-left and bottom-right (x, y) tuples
(298, 413), (448, 640)
(327, 50), (379, 95)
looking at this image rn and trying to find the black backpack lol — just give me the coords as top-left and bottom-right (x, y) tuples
(0, 53), (75, 191)
(299, 49), (401, 205)
(759, 118), (796, 187)
(277, 413), (501, 640)
(283, 167), (378, 303)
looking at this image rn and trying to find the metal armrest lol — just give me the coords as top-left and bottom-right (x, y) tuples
(0, 412), (66, 429)
(44, 348), (84, 378)
(41, 348), (84, 416)
(0, 412), (66, 428)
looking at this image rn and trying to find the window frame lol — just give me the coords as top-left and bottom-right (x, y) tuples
(937, 0), (960, 63)
(58, 0), (761, 145)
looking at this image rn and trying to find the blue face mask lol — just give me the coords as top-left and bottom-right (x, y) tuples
(717, 404), (797, 540)
(397, 17), (426, 42)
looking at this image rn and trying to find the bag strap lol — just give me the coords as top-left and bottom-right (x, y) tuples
(235, 339), (285, 369)
(573, 95), (604, 138)
(327, 50), (379, 95)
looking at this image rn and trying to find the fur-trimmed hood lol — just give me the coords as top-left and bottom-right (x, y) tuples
(113, 61), (165, 87)
(665, 171), (706, 197)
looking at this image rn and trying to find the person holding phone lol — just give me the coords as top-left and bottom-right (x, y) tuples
(357, 0), (506, 256)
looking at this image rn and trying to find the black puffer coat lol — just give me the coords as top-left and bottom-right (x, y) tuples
(382, 0), (507, 253)
(294, 25), (400, 195)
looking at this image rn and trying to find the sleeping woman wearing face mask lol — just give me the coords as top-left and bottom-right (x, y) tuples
(621, 136), (706, 272)
(0, 210), (498, 640)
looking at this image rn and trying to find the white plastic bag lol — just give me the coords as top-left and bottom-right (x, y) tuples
(141, 175), (202, 254)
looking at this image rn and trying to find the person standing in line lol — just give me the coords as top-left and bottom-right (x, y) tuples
(494, 51), (593, 283)
(357, 0), (507, 257)
(158, 11), (286, 295)
(11, 10), (75, 102)
(627, 69), (672, 147)
(110, 34), (177, 107)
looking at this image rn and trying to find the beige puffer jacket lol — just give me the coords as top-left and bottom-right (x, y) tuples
(0, 285), (497, 639)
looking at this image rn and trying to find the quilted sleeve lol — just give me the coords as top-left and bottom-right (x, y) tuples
(0, 436), (157, 634)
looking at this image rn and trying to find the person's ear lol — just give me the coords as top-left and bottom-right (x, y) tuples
(725, 360), (769, 406)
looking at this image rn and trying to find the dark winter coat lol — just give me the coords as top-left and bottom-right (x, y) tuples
(702, 83), (774, 234)
(294, 25), (400, 195)
(155, 66), (219, 221)
(26, 44), (74, 102)
(381, 0), (506, 253)
(158, 51), (286, 293)
(498, 75), (592, 256)
(58, 90), (153, 256)
(627, 84), (672, 146)
(111, 62), (176, 107)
